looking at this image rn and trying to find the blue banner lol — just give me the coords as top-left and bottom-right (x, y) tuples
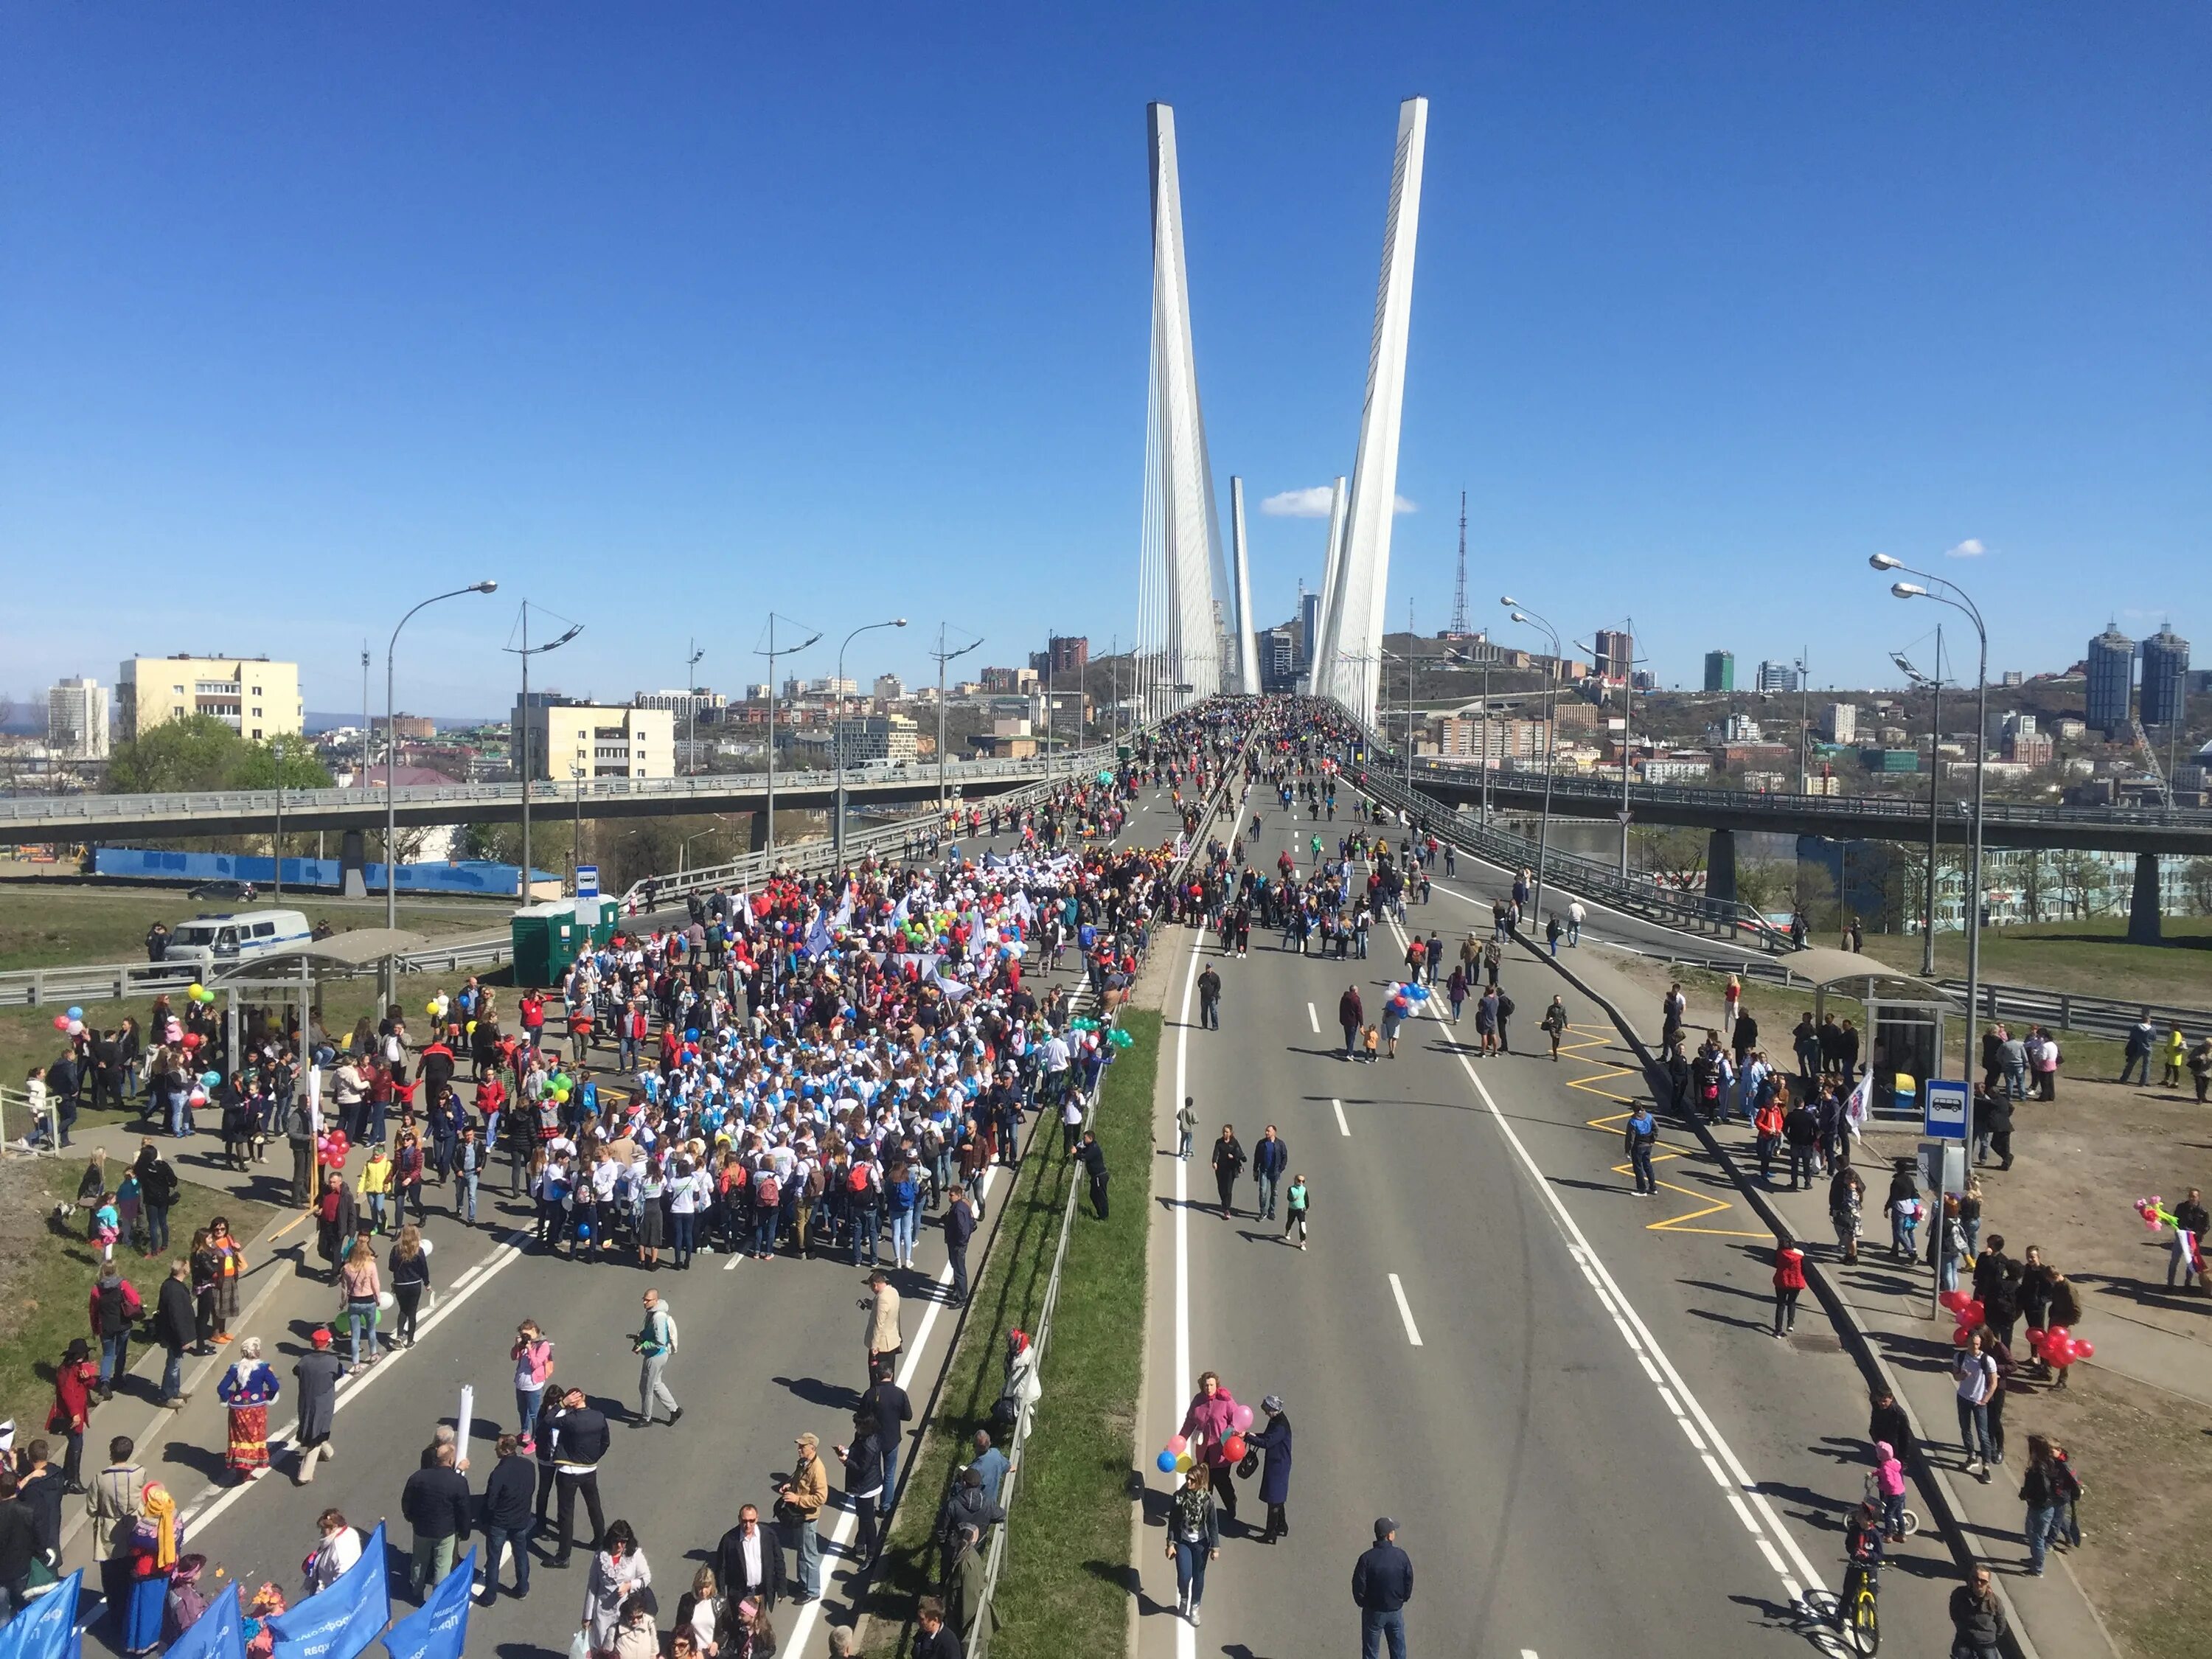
(164, 1583), (244, 1659)
(268, 1524), (392, 1659)
(0, 1571), (80, 1659)
(380, 1549), (473, 1659)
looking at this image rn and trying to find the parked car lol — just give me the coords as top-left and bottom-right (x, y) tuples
(187, 878), (257, 901)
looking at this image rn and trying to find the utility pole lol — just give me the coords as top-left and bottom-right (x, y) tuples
(685, 639), (705, 778)
(360, 647), (371, 782)
(1450, 491), (1470, 637)
(929, 623), (982, 815)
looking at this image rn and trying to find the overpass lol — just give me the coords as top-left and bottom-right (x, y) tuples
(0, 749), (1116, 844)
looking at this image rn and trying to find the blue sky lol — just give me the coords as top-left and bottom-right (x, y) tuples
(3, 3), (2205, 716)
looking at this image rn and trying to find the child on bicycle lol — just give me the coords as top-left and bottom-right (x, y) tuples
(1834, 1498), (1887, 1628)
(1869, 1441), (1909, 1540)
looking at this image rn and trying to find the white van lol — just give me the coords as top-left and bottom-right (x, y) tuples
(164, 908), (315, 973)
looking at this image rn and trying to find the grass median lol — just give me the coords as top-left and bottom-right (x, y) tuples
(872, 1006), (1160, 1658)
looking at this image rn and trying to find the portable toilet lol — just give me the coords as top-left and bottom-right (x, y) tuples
(510, 901), (584, 987)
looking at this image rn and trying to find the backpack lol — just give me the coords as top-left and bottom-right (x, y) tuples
(755, 1175), (780, 1208)
(848, 1163), (872, 1195)
(1497, 995), (1514, 1019)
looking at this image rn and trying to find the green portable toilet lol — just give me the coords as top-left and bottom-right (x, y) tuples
(510, 901), (582, 988)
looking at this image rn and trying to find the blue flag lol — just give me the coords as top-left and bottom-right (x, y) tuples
(0, 1571), (80, 1659)
(269, 1523), (392, 1659)
(380, 1549), (473, 1659)
(804, 910), (832, 958)
(165, 1583), (244, 1659)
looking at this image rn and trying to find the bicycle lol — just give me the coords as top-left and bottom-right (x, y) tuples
(1863, 1470), (1921, 1539)
(1836, 1559), (1881, 1655)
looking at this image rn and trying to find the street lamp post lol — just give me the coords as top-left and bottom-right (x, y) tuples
(1893, 634), (1947, 978)
(504, 602), (584, 905)
(929, 623), (982, 817)
(1873, 555), (1989, 1147)
(833, 617), (908, 858)
(386, 581), (498, 937)
(1503, 598), (1563, 925)
(684, 640), (706, 777)
(755, 615), (822, 870)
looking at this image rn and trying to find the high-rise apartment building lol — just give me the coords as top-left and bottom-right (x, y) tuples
(1822, 703), (1858, 744)
(2085, 625), (2135, 734)
(1593, 629), (1634, 685)
(2141, 626), (2191, 727)
(118, 655), (302, 742)
(47, 677), (110, 760)
(1299, 591), (1322, 667)
(1755, 658), (1800, 694)
(1029, 636), (1089, 678)
(1703, 650), (1735, 692)
(513, 698), (672, 779)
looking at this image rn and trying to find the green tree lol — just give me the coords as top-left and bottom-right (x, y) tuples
(108, 717), (331, 793)
(232, 733), (334, 790)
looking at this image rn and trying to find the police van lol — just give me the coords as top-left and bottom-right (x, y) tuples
(164, 908), (316, 972)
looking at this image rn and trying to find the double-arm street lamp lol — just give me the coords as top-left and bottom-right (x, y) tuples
(504, 601), (584, 905)
(1893, 635), (1950, 978)
(1502, 597), (1563, 925)
(1871, 554), (1989, 1141)
(833, 617), (907, 857)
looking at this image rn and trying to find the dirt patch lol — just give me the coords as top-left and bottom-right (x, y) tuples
(2024, 1368), (2212, 1659)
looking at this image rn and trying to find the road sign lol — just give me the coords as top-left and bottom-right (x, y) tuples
(1923, 1078), (1969, 1142)
(575, 864), (599, 899)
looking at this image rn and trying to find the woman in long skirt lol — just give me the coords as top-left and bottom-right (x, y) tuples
(208, 1215), (246, 1342)
(121, 1482), (183, 1656)
(215, 1336), (281, 1480)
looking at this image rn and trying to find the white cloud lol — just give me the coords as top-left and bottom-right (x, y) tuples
(1259, 487), (1335, 518)
(1258, 486), (1418, 518)
(1944, 538), (1986, 559)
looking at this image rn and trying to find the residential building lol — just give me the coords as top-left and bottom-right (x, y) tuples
(1821, 703), (1858, 744)
(2085, 625), (2135, 734)
(391, 714), (437, 742)
(118, 655), (302, 742)
(2053, 717), (2086, 742)
(633, 688), (728, 724)
(1298, 591), (1322, 667)
(1754, 658), (1800, 694)
(2000, 670), (2024, 687)
(513, 698), (672, 779)
(1638, 755), (1714, 782)
(1427, 715), (1550, 762)
(2007, 730), (2055, 767)
(1030, 636), (1089, 678)
(830, 713), (919, 763)
(872, 674), (905, 703)
(2140, 626), (2191, 726)
(809, 676), (858, 696)
(980, 666), (1037, 693)
(1260, 628), (1298, 692)
(1703, 650), (1735, 692)
(1593, 629), (1634, 685)
(46, 677), (109, 760)
(1705, 712), (1764, 745)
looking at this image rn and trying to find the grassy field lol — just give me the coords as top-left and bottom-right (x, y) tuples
(872, 1009), (1159, 1659)
(0, 873), (504, 973)
(0, 1155), (277, 1439)
(1853, 914), (2212, 1007)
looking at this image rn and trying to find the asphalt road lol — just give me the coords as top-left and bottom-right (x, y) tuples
(75, 786), (1194, 1659)
(1137, 792), (1959, 1659)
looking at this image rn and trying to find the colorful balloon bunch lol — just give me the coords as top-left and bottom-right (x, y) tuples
(2135, 1195), (2178, 1233)
(185, 983), (217, 1004)
(2026, 1325), (2093, 1368)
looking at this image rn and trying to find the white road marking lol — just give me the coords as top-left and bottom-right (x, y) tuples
(1172, 935), (1200, 1659)
(1382, 911), (1844, 1648)
(1332, 1097), (1350, 1136)
(1388, 1273), (1425, 1346)
(1307, 1001), (1320, 1034)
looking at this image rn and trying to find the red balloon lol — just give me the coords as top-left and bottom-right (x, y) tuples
(1961, 1300), (1986, 1327)
(1952, 1324), (1975, 1346)
(1220, 1435), (1247, 1465)
(1938, 1290), (1967, 1312)
(52, 1015), (70, 1031)
(2045, 1324), (2070, 1346)
(2025, 1328), (2045, 1351)
(2073, 1340), (2095, 1361)
(2047, 1341), (2077, 1368)
(181, 1034), (201, 1049)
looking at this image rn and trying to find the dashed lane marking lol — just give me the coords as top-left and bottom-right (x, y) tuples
(1332, 1097), (1350, 1136)
(1388, 1273), (1425, 1346)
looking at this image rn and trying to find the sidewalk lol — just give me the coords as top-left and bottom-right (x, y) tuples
(1532, 932), (2121, 1659)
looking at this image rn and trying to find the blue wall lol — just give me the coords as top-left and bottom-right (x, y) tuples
(92, 846), (550, 896)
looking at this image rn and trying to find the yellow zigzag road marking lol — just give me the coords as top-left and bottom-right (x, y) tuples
(1557, 1024), (1764, 1238)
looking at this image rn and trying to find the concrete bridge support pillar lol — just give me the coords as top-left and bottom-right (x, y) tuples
(340, 828), (367, 899)
(1708, 829), (1738, 905)
(748, 810), (771, 855)
(2129, 852), (2163, 945)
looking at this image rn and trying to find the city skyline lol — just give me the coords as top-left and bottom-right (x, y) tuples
(2, 7), (2204, 712)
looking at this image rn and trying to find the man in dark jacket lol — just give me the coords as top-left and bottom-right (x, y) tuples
(914, 1596), (963, 1659)
(862, 1362), (913, 1516)
(1782, 1101), (1821, 1191)
(1352, 1517), (1413, 1658)
(714, 1503), (785, 1611)
(399, 1441), (471, 1599)
(1197, 964), (1221, 1031)
(153, 1259), (197, 1407)
(1077, 1131), (1110, 1221)
(1949, 1565), (2008, 1656)
(0, 1472), (41, 1623)
(933, 1466), (1004, 1587)
(943, 1185), (977, 1307)
(479, 1434), (536, 1604)
(1338, 986), (1364, 1059)
(88, 1267), (142, 1402)
(1252, 1126), (1290, 1222)
(1210, 1126), (1245, 1220)
(546, 1388), (609, 1565)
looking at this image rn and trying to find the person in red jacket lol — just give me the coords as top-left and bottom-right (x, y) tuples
(1773, 1239), (1808, 1338)
(48, 1337), (100, 1490)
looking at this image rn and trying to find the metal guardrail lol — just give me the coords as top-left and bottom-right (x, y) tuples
(1406, 756), (2212, 832)
(0, 1085), (59, 1156)
(0, 746), (1122, 832)
(1356, 768), (1791, 951)
(968, 729), (1239, 1658)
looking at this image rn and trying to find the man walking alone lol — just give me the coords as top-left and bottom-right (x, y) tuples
(1252, 1126), (1289, 1222)
(633, 1289), (681, 1428)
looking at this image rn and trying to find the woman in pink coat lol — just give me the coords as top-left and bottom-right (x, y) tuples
(1178, 1371), (1248, 1526)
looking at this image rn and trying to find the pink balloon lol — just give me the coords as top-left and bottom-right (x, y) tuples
(1230, 1402), (1254, 1433)
(1167, 1436), (1187, 1455)
(52, 1015), (69, 1031)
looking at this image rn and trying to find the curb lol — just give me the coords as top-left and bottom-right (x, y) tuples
(1532, 940), (2058, 1659)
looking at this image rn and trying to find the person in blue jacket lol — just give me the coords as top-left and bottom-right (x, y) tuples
(1353, 1517), (1413, 1659)
(1249, 1394), (1293, 1544)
